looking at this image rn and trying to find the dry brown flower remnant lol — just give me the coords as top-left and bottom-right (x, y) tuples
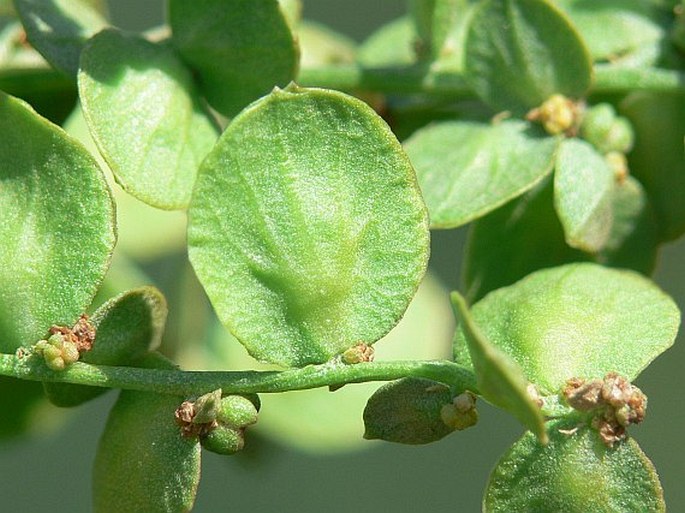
(563, 372), (646, 447)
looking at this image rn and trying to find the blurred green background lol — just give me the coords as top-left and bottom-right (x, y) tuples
(1, 1), (684, 512)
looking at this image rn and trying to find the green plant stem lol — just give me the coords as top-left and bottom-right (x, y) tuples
(297, 64), (685, 97)
(0, 352), (477, 397)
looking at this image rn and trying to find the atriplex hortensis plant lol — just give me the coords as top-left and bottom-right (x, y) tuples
(1, 0), (684, 511)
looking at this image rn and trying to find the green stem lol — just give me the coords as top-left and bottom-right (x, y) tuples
(0, 353), (477, 397)
(297, 64), (685, 97)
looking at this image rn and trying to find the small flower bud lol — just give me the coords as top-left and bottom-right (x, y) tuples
(61, 341), (80, 364)
(47, 333), (64, 347)
(580, 103), (634, 154)
(217, 395), (259, 428)
(526, 94), (581, 135)
(201, 425), (245, 455)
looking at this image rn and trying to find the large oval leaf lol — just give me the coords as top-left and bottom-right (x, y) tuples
(485, 421), (665, 512)
(554, 138), (614, 252)
(188, 85), (430, 367)
(464, 0), (592, 115)
(453, 263), (680, 393)
(404, 119), (558, 228)
(0, 91), (115, 352)
(79, 28), (219, 210)
(169, 0), (299, 118)
(14, 0), (108, 78)
(93, 355), (201, 513)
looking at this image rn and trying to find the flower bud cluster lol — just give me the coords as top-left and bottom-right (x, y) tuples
(32, 314), (96, 371)
(175, 390), (259, 455)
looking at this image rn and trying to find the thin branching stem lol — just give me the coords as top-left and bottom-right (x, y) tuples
(297, 64), (685, 97)
(0, 352), (477, 397)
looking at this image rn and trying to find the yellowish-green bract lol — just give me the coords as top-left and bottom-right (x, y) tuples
(188, 85), (430, 367)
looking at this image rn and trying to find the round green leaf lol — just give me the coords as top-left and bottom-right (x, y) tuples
(620, 92), (685, 242)
(554, 138), (614, 252)
(464, 0), (592, 115)
(485, 421), (665, 512)
(44, 286), (168, 407)
(93, 355), (201, 513)
(462, 178), (588, 302)
(0, 91), (115, 353)
(14, 0), (108, 78)
(169, 0), (300, 118)
(454, 263), (680, 393)
(188, 85), (429, 367)
(451, 291), (546, 443)
(554, 0), (664, 63)
(404, 119), (558, 229)
(78, 28), (219, 210)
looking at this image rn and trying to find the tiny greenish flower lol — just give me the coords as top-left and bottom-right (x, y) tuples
(526, 94), (582, 136)
(33, 332), (81, 371)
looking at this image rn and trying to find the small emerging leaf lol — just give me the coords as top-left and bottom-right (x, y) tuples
(93, 354), (201, 513)
(465, 0), (592, 115)
(554, 138), (614, 252)
(0, 91), (115, 352)
(451, 291), (547, 443)
(188, 85), (429, 367)
(169, 0), (300, 117)
(404, 119), (558, 228)
(14, 0), (108, 77)
(78, 28), (219, 210)
(44, 286), (168, 407)
(363, 377), (457, 445)
(485, 421), (665, 512)
(454, 263), (680, 393)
